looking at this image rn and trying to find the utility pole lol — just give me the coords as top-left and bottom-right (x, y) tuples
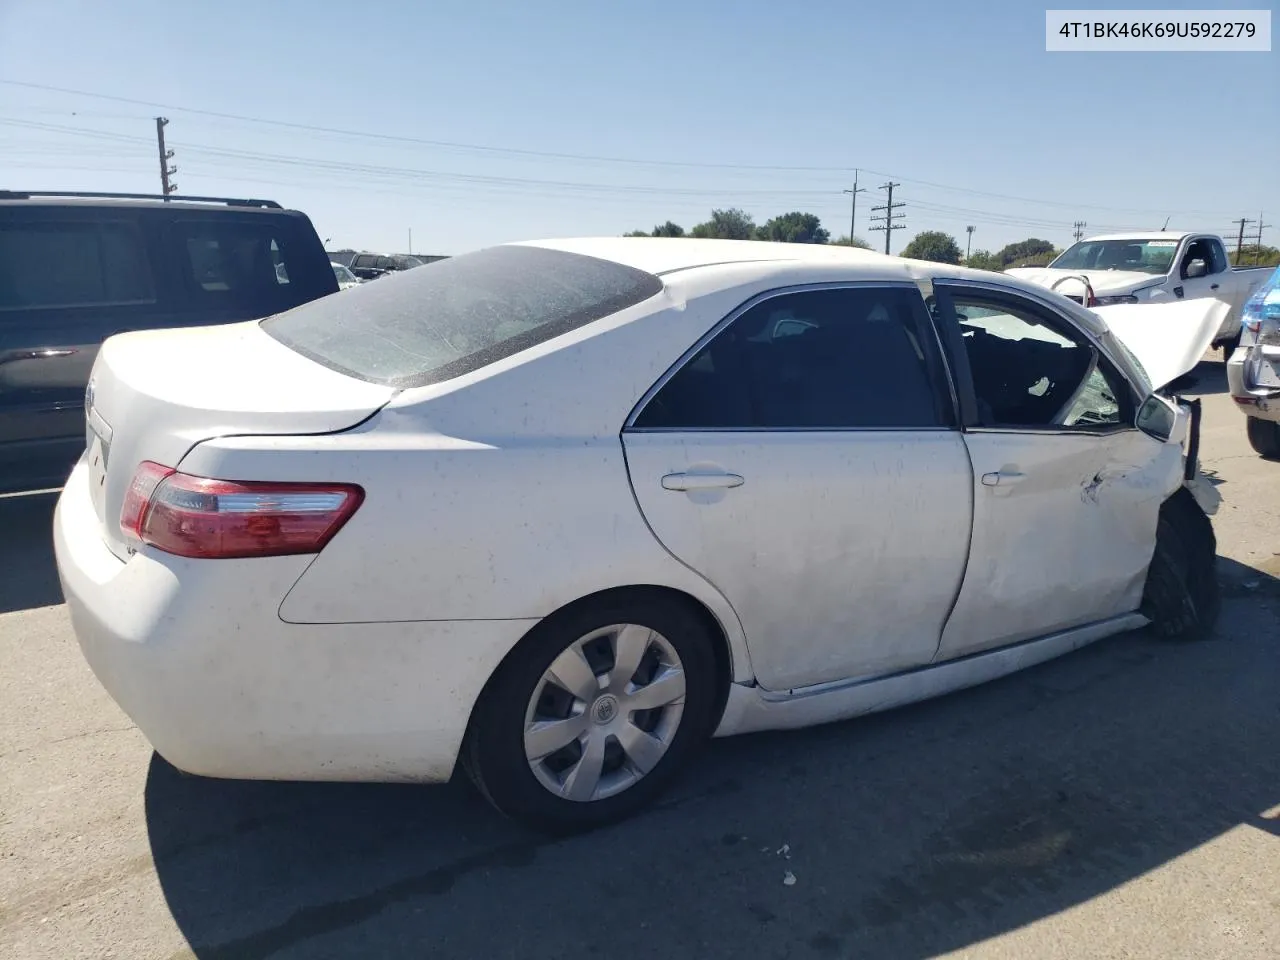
(1231, 217), (1256, 266)
(868, 181), (905, 255)
(965, 225), (975, 261)
(408, 228), (413, 255)
(1252, 213), (1272, 265)
(154, 117), (177, 197)
(1073, 220), (1087, 241)
(842, 171), (867, 245)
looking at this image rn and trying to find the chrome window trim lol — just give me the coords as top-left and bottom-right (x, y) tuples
(623, 280), (957, 433)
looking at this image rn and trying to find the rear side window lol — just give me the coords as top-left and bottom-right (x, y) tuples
(262, 245), (664, 387)
(173, 218), (328, 311)
(632, 286), (953, 430)
(0, 220), (152, 311)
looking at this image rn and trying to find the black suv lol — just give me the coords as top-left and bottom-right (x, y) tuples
(0, 191), (338, 494)
(348, 252), (423, 281)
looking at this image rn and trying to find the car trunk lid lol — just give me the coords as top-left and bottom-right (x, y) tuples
(84, 320), (395, 560)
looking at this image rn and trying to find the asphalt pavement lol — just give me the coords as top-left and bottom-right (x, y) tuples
(2, 359), (1278, 960)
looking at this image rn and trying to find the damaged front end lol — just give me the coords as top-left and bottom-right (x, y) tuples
(1093, 298), (1231, 518)
(1136, 390), (1221, 517)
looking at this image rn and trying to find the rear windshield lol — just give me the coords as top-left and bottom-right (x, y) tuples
(171, 216), (334, 311)
(261, 244), (664, 387)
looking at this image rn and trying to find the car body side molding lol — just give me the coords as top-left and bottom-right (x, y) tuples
(712, 611), (1148, 737)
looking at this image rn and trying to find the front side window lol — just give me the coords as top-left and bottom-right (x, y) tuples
(632, 286), (952, 430)
(946, 291), (1125, 429)
(1181, 239), (1222, 278)
(0, 220), (152, 311)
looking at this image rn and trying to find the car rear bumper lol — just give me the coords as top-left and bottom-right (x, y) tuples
(1227, 345), (1280, 424)
(53, 459), (536, 783)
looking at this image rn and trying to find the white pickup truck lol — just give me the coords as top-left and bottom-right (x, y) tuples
(1006, 232), (1274, 359)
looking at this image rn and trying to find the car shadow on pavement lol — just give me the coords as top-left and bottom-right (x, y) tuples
(1171, 356), (1229, 396)
(0, 491), (63, 614)
(146, 557), (1280, 960)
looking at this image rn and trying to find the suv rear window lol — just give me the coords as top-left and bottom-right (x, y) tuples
(0, 220), (152, 311)
(172, 217), (331, 311)
(261, 244), (664, 387)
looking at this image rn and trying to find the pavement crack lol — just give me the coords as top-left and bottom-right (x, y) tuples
(0, 723), (135, 760)
(170, 840), (542, 960)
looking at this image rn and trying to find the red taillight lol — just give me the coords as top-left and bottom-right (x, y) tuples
(119, 461), (364, 559)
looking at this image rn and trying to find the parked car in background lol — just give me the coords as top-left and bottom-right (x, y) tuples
(1006, 232), (1273, 361)
(55, 238), (1219, 833)
(331, 261), (362, 290)
(1226, 264), (1280, 458)
(347, 252), (423, 281)
(0, 190), (337, 493)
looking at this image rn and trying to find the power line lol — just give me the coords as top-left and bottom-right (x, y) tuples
(869, 181), (905, 254)
(0, 78), (1247, 220)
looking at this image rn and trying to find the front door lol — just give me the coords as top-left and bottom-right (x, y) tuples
(931, 282), (1180, 661)
(622, 283), (973, 691)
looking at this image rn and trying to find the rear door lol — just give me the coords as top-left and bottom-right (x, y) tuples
(930, 281), (1175, 661)
(622, 283), (973, 692)
(0, 211), (157, 489)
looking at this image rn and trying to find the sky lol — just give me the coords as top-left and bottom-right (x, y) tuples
(0, 0), (1276, 257)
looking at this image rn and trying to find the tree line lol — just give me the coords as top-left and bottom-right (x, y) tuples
(624, 209), (1064, 268)
(624, 209), (871, 248)
(626, 210), (1280, 270)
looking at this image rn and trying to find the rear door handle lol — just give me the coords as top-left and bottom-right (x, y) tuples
(981, 471), (1025, 487)
(1210, 283), (1220, 291)
(661, 472), (745, 492)
(0, 347), (77, 366)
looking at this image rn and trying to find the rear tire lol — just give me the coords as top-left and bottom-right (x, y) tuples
(1140, 489), (1219, 641)
(1246, 416), (1280, 459)
(463, 592), (720, 834)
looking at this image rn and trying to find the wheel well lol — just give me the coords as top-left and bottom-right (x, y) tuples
(459, 585), (735, 766)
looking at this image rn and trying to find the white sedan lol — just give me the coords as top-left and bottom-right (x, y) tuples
(55, 238), (1220, 833)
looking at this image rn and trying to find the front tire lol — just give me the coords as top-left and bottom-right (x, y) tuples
(1140, 489), (1219, 641)
(1246, 416), (1280, 459)
(463, 592), (720, 834)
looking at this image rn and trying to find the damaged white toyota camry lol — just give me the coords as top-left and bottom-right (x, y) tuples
(55, 238), (1222, 833)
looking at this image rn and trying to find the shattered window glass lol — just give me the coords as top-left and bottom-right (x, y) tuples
(950, 295), (1123, 429)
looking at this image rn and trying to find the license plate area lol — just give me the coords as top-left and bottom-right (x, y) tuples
(1255, 356), (1280, 388)
(86, 423), (110, 524)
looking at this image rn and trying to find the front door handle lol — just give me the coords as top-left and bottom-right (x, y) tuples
(1210, 283), (1220, 291)
(981, 470), (1025, 487)
(661, 472), (745, 492)
(0, 347), (77, 366)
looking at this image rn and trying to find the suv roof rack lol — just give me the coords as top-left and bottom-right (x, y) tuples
(0, 190), (282, 209)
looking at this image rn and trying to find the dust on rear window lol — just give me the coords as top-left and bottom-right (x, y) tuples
(261, 245), (663, 387)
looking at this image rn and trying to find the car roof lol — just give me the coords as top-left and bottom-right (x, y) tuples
(0, 193), (300, 215)
(1084, 231), (1195, 242)
(516, 236), (897, 277)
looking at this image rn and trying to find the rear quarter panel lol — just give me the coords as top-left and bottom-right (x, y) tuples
(176, 272), (799, 684)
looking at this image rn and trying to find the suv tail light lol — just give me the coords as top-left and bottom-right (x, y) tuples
(120, 461), (363, 559)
